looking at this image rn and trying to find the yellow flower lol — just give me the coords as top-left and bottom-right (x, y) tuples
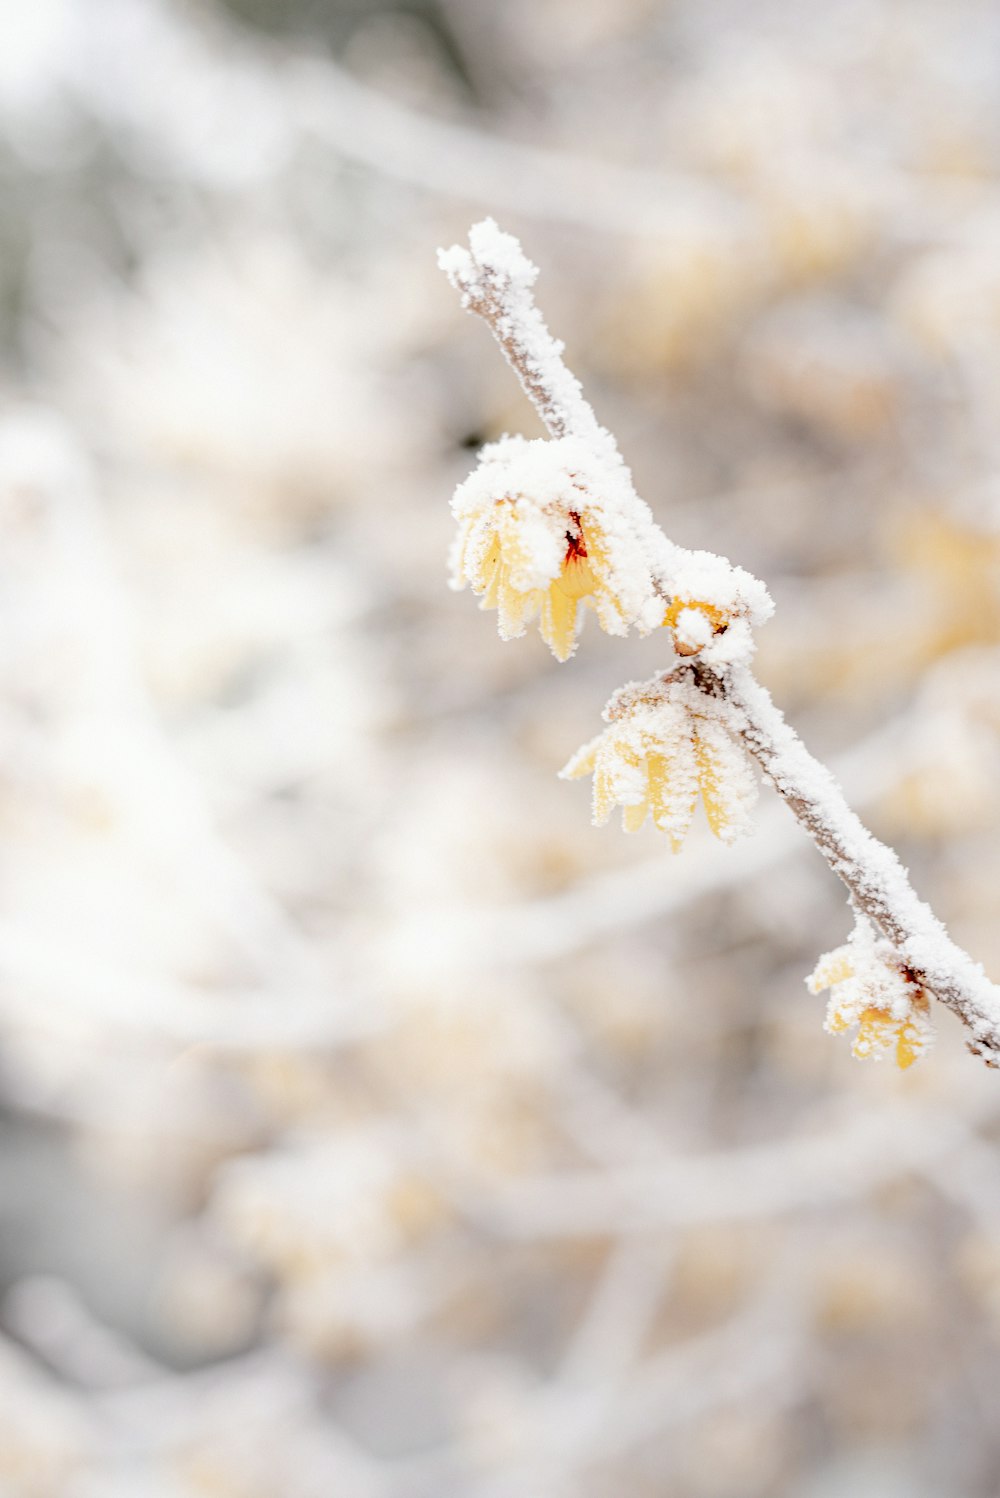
(807, 937), (933, 1069)
(560, 677), (757, 849)
(455, 501), (625, 662)
(450, 434), (669, 660)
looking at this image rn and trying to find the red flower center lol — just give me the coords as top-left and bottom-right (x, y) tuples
(565, 511), (588, 562)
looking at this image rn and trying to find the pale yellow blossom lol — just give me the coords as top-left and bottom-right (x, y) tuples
(807, 934), (934, 1069)
(454, 501), (626, 661)
(561, 677), (757, 849)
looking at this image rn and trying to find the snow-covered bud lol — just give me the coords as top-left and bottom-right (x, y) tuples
(659, 552), (773, 667)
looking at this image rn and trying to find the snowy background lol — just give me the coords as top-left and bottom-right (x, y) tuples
(4, 0), (1000, 1493)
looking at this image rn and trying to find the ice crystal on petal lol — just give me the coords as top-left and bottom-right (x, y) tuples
(560, 672), (758, 849)
(807, 920), (935, 1069)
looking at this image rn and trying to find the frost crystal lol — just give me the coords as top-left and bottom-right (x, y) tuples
(560, 672), (758, 848)
(807, 920), (935, 1069)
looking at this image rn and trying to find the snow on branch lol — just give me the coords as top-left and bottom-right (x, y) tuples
(439, 218), (1000, 1069)
(438, 220), (604, 445)
(440, 220), (771, 666)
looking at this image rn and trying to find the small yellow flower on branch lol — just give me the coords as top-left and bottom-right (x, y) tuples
(808, 925), (934, 1069)
(560, 674), (758, 850)
(454, 500), (625, 661)
(450, 435), (671, 661)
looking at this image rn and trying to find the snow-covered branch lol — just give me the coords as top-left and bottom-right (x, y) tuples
(439, 222), (605, 445)
(723, 664), (1000, 1065)
(440, 218), (1000, 1069)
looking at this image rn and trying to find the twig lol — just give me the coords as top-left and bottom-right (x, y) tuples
(440, 221), (1000, 1067)
(440, 226), (605, 444)
(291, 59), (742, 239)
(480, 1101), (984, 1237)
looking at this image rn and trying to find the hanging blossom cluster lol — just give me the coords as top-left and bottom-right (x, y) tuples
(449, 423), (769, 846)
(449, 431), (772, 664)
(808, 921), (935, 1069)
(560, 673), (758, 849)
(438, 217), (1000, 1072)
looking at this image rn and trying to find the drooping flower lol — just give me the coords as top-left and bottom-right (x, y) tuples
(560, 673), (758, 849)
(449, 435), (665, 661)
(453, 497), (618, 661)
(807, 923), (934, 1069)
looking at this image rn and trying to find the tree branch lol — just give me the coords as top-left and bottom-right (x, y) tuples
(719, 665), (1000, 1064)
(438, 221), (605, 445)
(440, 221), (1000, 1068)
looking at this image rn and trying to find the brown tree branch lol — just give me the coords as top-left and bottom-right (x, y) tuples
(441, 222), (1000, 1068)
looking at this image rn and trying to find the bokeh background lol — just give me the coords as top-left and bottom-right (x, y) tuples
(4, 0), (1000, 1493)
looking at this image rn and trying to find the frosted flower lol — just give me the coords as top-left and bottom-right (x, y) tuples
(807, 923), (934, 1069)
(560, 673), (758, 849)
(450, 435), (663, 661)
(660, 550), (774, 666)
(449, 429), (773, 665)
(453, 495), (613, 662)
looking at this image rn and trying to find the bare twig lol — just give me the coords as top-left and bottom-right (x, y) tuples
(481, 1101), (986, 1237)
(441, 222), (1000, 1067)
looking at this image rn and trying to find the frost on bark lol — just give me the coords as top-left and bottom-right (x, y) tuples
(441, 218), (1000, 1070)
